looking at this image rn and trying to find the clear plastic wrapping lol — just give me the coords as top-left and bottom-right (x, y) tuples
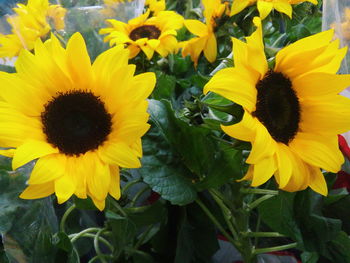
(322, 0), (350, 74)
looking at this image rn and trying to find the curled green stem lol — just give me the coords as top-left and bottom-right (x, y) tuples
(122, 178), (142, 195)
(108, 197), (127, 217)
(131, 186), (149, 206)
(69, 227), (101, 243)
(94, 228), (109, 263)
(71, 233), (114, 252)
(60, 204), (76, 233)
(88, 254), (113, 263)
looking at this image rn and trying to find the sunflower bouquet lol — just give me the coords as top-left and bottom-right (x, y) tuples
(1, 0), (350, 262)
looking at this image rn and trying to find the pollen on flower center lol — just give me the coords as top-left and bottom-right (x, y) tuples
(41, 91), (112, 156)
(253, 70), (300, 144)
(129, 25), (161, 41)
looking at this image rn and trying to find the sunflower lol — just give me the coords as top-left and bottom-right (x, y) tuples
(230, 0), (317, 19)
(0, 0), (66, 59)
(145, 0), (166, 15)
(180, 0), (226, 66)
(0, 33), (155, 210)
(99, 10), (183, 60)
(180, 20), (216, 67)
(204, 17), (350, 195)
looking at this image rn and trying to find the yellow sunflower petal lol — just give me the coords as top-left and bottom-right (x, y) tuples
(231, 37), (261, 81)
(66, 157), (87, 199)
(20, 182), (55, 199)
(308, 166), (328, 196)
(99, 142), (141, 168)
(12, 140), (58, 170)
(66, 32), (93, 89)
(140, 44), (155, 60)
(244, 17), (268, 77)
(290, 133), (344, 173)
(221, 111), (257, 142)
(300, 95), (350, 135)
(109, 165), (121, 200)
(203, 67), (257, 111)
(55, 174), (76, 204)
(184, 20), (208, 37)
(238, 165), (254, 181)
(257, 1), (273, 20)
(148, 39), (160, 49)
(246, 122), (277, 163)
(0, 72), (45, 116)
(275, 143), (293, 188)
(275, 29), (334, 70)
(129, 73), (156, 101)
(181, 37), (207, 67)
(91, 198), (105, 211)
(0, 149), (15, 157)
(87, 156), (111, 201)
(293, 72), (350, 98)
(28, 154), (66, 184)
(281, 152), (309, 192)
(203, 33), (217, 63)
(251, 156), (276, 186)
(230, 0), (252, 16)
(92, 45), (129, 86)
(273, 1), (292, 18)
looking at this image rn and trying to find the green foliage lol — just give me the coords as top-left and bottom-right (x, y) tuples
(259, 189), (350, 263)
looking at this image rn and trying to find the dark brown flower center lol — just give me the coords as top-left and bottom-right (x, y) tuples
(41, 91), (112, 156)
(129, 25), (161, 41)
(253, 70), (300, 144)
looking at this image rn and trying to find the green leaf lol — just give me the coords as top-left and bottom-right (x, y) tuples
(175, 203), (220, 263)
(147, 99), (242, 190)
(301, 252), (319, 263)
(108, 217), (137, 249)
(139, 101), (197, 205)
(324, 195), (350, 239)
(259, 189), (344, 257)
(323, 231), (350, 263)
(125, 200), (167, 227)
(0, 165), (59, 263)
(152, 71), (176, 100)
(73, 196), (97, 210)
(52, 232), (73, 253)
(258, 191), (304, 246)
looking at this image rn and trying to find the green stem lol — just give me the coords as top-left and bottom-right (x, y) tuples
(73, 248), (80, 263)
(72, 233), (114, 252)
(254, 215), (261, 247)
(108, 197), (128, 217)
(209, 189), (239, 240)
(60, 204), (76, 233)
(240, 188), (279, 195)
(253, 242), (298, 255)
(69, 227), (101, 243)
(242, 232), (286, 238)
(248, 194), (275, 211)
(131, 186), (149, 206)
(88, 254), (113, 263)
(135, 225), (153, 249)
(122, 179), (142, 195)
(94, 229), (109, 263)
(195, 198), (238, 246)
